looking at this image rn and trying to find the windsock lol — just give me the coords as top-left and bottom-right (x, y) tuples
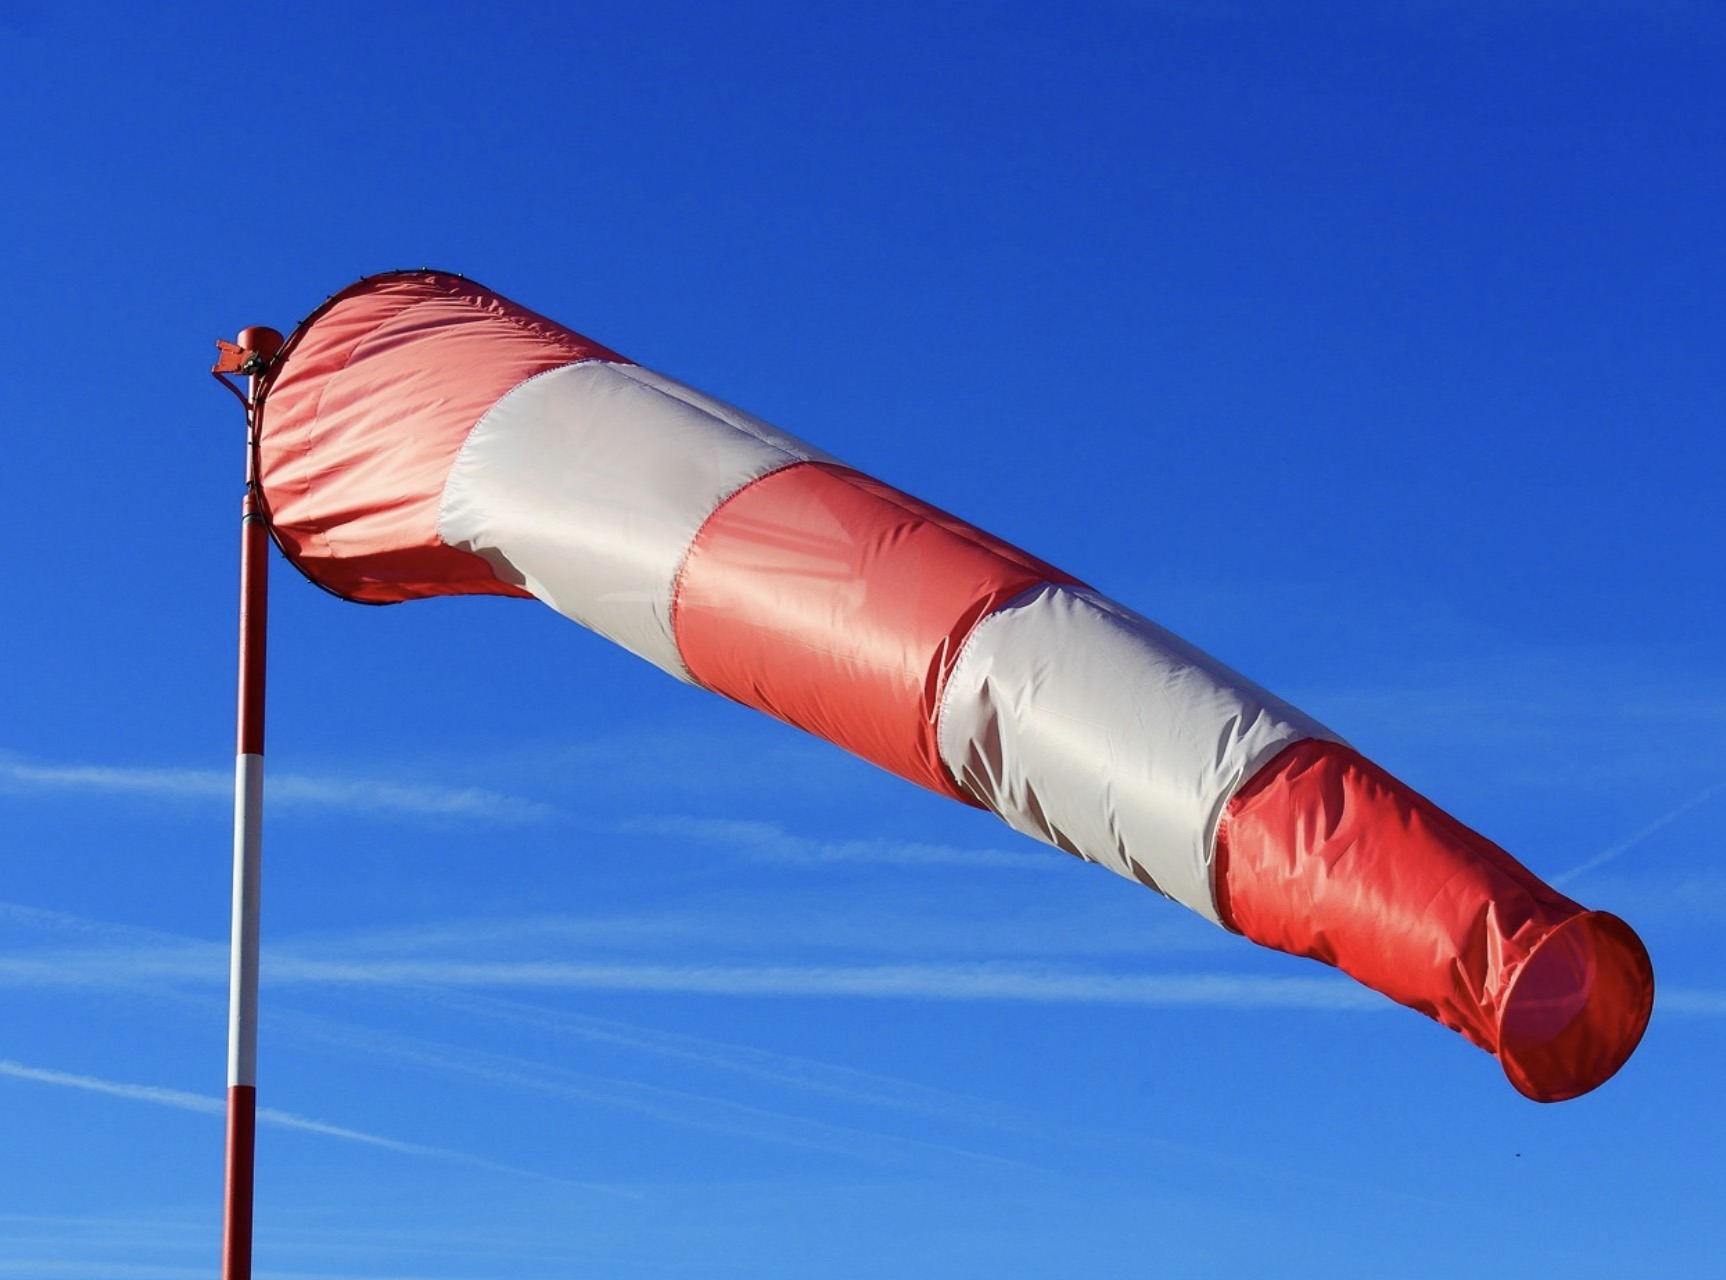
(251, 270), (1653, 1102)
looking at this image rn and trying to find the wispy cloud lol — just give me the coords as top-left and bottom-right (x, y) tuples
(1560, 869), (1726, 933)
(0, 906), (1047, 1168)
(0, 753), (550, 822)
(0, 1211), (573, 1280)
(1283, 645), (1726, 796)
(0, 898), (1055, 1144)
(0, 901), (226, 1001)
(0, 937), (221, 992)
(1553, 778), (1726, 886)
(0, 897), (1339, 1014)
(263, 955), (1379, 1009)
(1656, 988), (1726, 1016)
(616, 815), (1060, 871)
(270, 1018), (1020, 1170)
(528, 721), (870, 801)
(0, 1059), (231, 1117)
(0, 759), (227, 800)
(354, 996), (1434, 1209)
(0, 900), (206, 948)
(0, 1058), (616, 1191)
(395, 989), (1042, 1134)
(0, 946), (1377, 1013)
(0, 897), (1358, 1010)
(269, 773), (551, 821)
(220, 882), (1227, 963)
(1, 905), (1044, 1167)
(0, 1211), (203, 1258)
(0, 1261), (206, 1280)
(0, 898), (1283, 1160)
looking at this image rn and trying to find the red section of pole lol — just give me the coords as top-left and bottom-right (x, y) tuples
(236, 486), (268, 756)
(223, 326), (281, 1280)
(221, 1085), (258, 1280)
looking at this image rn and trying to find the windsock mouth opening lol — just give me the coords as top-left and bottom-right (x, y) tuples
(1496, 911), (1654, 1103)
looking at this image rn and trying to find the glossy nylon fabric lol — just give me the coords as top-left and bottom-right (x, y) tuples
(673, 461), (1077, 801)
(937, 584), (1337, 922)
(1215, 740), (1655, 1101)
(256, 272), (622, 602)
(255, 270), (1655, 1098)
(439, 361), (836, 680)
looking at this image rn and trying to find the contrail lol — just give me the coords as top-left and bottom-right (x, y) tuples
(0, 1059), (625, 1194)
(615, 814), (1059, 870)
(264, 956), (1379, 1009)
(0, 754), (550, 822)
(401, 988), (1043, 1134)
(1553, 778), (1726, 886)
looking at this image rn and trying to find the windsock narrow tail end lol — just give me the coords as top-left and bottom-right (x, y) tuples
(1496, 908), (1653, 1102)
(1217, 740), (1654, 1101)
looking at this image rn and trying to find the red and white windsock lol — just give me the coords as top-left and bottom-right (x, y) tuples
(254, 270), (1653, 1101)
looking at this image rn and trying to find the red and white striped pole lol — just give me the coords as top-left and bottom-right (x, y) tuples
(222, 324), (282, 1280)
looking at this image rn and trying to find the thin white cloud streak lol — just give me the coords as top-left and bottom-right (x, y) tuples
(0, 1208), (608, 1280)
(2, 905), (1035, 1174)
(0, 1260), (459, 1280)
(286, 895), (1226, 963)
(0, 1259), (511, 1280)
(297, 1003), (1442, 1212)
(31, 907), (1049, 1155)
(0, 1263), (204, 1280)
(0, 946), (1376, 1012)
(0, 904), (228, 1021)
(1561, 869), (1726, 932)
(0, 759), (225, 799)
(265, 956), (1380, 1010)
(2, 897), (1368, 1011)
(0, 943), (223, 991)
(616, 815), (1060, 871)
(1657, 988), (1726, 1016)
(3, 943), (1377, 1023)
(0, 1059), (228, 1117)
(0, 900), (206, 948)
(0, 1059), (617, 1192)
(270, 775), (552, 822)
(276, 992), (1052, 1158)
(0, 888), (1226, 1010)
(0, 754), (550, 822)
(1553, 778), (1726, 886)
(0, 1212), (202, 1254)
(0, 1214), (207, 1280)
(1293, 649), (1726, 792)
(70, 888), (1726, 1091)
(293, 1021), (1021, 1170)
(528, 722), (870, 802)
(405, 990), (1041, 1135)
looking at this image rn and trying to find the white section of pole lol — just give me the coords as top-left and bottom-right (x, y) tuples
(227, 752), (265, 1088)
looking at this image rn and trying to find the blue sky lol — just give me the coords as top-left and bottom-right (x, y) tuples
(1, 2), (1722, 1276)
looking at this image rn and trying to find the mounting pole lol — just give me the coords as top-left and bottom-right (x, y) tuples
(220, 323), (283, 1280)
